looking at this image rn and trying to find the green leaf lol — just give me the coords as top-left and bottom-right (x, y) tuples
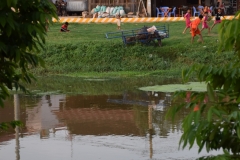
(223, 79), (231, 92)
(14, 82), (19, 91)
(194, 108), (201, 123)
(231, 68), (237, 79)
(212, 107), (221, 118)
(0, 122), (9, 130)
(7, 15), (15, 30)
(5, 26), (12, 37)
(0, 14), (7, 27)
(15, 50), (20, 63)
(198, 141), (205, 153)
(187, 112), (194, 126)
(237, 127), (240, 139)
(209, 127), (217, 141)
(182, 69), (187, 82)
(12, 0), (17, 6)
(223, 149), (230, 155)
(206, 142), (210, 152)
(0, 99), (4, 108)
(207, 83), (215, 102)
(38, 57), (45, 67)
(199, 66), (208, 81)
(7, 0), (11, 7)
(9, 120), (23, 128)
(189, 130), (196, 149)
(218, 67), (223, 75)
(207, 107), (213, 122)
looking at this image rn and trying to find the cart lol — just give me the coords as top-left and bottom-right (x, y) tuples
(105, 25), (169, 47)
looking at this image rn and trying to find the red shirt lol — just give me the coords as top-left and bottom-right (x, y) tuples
(61, 24), (68, 29)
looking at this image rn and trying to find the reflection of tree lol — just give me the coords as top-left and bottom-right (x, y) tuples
(132, 91), (190, 137)
(14, 94), (20, 160)
(24, 76), (178, 96)
(152, 109), (180, 137)
(132, 105), (150, 135)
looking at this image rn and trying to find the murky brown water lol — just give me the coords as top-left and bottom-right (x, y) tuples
(0, 77), (222, 160)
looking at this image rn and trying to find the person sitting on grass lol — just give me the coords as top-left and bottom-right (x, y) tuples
(190, 15), (204, 43)
(60, 22), (70, 32)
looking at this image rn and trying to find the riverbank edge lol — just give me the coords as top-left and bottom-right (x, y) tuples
(62, 69), (182, 78)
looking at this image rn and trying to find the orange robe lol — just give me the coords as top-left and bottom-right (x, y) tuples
(190, 18), (201, 37)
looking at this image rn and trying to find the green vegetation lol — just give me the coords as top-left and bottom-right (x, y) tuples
(0, 0), (57, 129)
(23, 75), (177, 95)
(167, 11), (240, 158)
(139, 82), (207, 92)
(34, 21), (234, 78)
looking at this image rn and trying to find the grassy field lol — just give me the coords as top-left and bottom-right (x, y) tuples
(35, 21), (234, 78)
(46, 21), (219, 44)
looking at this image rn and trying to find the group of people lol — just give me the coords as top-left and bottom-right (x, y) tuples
(216, 0), (227, 14)
(160, 7), (172, 17)
(183, 7), (224, 43)
(59, 2), (225, 40)
(55, 0), (68, 16)
(198, 5), (212, 16)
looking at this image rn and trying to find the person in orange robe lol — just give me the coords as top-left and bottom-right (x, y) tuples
(190, 15), (203, 43)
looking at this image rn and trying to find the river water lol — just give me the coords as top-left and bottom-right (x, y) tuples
(0, 76), (222, 160)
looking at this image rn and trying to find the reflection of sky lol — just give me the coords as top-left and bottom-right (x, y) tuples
(0, 130), (221, 160)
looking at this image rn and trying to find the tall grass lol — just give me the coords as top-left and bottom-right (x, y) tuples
(34, 21), (234, 77)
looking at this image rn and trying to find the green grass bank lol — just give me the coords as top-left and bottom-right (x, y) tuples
(35, 21), (234, 78)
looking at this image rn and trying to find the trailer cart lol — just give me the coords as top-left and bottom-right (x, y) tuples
(105, 25), (169, 47)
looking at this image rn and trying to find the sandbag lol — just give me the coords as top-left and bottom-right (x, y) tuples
(115, 10), (120, 16)
(101, 6), (106, 12)
(110, 7), (114, 15)
(118, 6), (123, 10)
(147, 25), (157, 34)
(102, 12), (109, 17)
(112, 7), (118, 15)
(91, 8), (95, 14)
(119, 10), (125, 16)
(95, 5), (101, 12)
(93, 8), (98, 13)
(106, 7), (110, 13)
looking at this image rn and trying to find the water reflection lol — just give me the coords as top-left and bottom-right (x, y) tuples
(148, 105), (153, 159)
(0, 90), (222, 160)
(32, 95), (64, 137)
(14, 94), (20, 160)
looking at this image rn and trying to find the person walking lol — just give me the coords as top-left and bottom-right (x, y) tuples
(190, 15), (204, 43)
(116, 14), (121, 30)
(201, 12), (210, 34)
(210, 8), (225, 30)
(182, 9), (191, 34)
